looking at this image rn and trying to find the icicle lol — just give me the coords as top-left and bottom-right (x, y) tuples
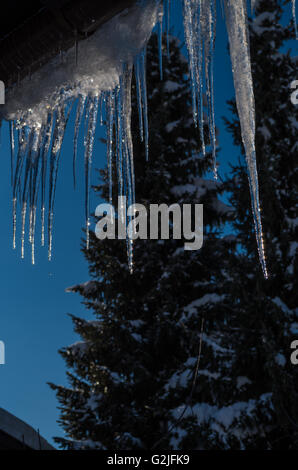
(183, 0), (206, 157)
(134, 47), (149, 163)
(12, 125), (30, 251)
(201, 0), (217, 177)
(73, 94), (86, 189)
(9, 121), (15, 186)
(293, 0), (298, 39)
(28, 126), (42, 264)
(124, 65), (135, 204)
(157, 3), (164, 80)
(224, 0), (268, 278)
(21, 202), (27, 259)
(124, 65), (135, 273)
(141, 49), (149, 161)
(183, 0), (198, 127)
(84, 94), (99, 250)
(114, 63), (135, 273)
(12, 198), (17, 250)
(196, 3), (206, 158)
(116, 84), (124, 216)
(102, 94), (106, 125)
(165, 0), (171, 56)
(48, 99), (73, 260)
(19, 128), (35, 259)
(16, 125), (42, 261)
(106, 90), (115, 207)
(142, 52), (149, 160)
(30, 207), (37, 264)
(134, 58), (144, 143)
(41, 112), (54, 247)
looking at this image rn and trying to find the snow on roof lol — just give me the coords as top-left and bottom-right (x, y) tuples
(2, 1), (158, 126)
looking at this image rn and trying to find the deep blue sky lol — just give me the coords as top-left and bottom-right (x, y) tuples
(0, 1), (294, 447)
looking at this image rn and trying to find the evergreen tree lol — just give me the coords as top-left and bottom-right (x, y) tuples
(49, 34), (233, 450)
(219, 0), (298, 449)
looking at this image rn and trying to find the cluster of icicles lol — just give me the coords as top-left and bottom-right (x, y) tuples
(9, 53), (148, 272)
(3, 0), (297, 276)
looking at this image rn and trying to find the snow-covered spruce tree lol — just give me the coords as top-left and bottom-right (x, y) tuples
(49, 34), (234, 450)
(220, 0), (298, 449)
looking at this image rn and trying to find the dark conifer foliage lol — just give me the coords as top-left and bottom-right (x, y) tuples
(49, 34), (232, 450)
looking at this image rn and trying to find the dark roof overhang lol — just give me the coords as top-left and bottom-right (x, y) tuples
(0, 407), (54, 450)
(0, 0), (136, 87)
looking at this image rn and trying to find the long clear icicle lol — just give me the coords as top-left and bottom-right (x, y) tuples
(141, 49), (149, 162)
(135, 58), (144, 143)
(48, 99), (73, 260)
(106, 91), (115, 207)
(73, 94), (86, 189)
(84, 94), (99, 250)
(119, 64), (135, 273)
(9, 121), (15, 186)
(28, 126), (42, 264)
(201, 0), (217, 177)
(183, 0), (209, 164)
(165, 0), (171, 56)
(183, 0), (218, 174)
(183, 0), (199, 128)
(157, 2), (164, 80)
(224, 0), (268, 278)
(12, 125), (30, 251)
(41, 112), (54, 247)
(293, 0), (298, 39)
(134, 47), (149, 160)
(20, 127), (40, 260)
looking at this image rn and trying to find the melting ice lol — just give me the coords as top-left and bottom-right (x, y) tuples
(1, 0), (158, 268)
(0, 0), (296, 276)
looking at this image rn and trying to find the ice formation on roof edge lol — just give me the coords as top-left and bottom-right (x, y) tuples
(0, 0), (296, 276)
(2, 0), (158, 269)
